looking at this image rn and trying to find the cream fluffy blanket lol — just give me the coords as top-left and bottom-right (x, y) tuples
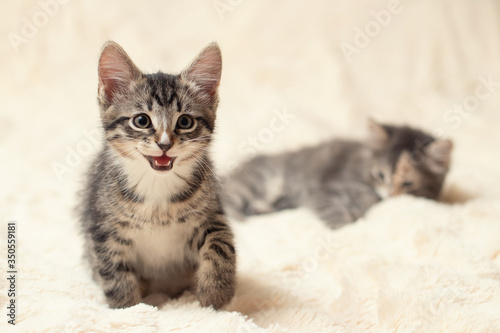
(2, 0), (500, 332)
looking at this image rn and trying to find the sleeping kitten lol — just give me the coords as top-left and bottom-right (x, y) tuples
(79, 41), (236, 309)
(223, 121), (453, 229)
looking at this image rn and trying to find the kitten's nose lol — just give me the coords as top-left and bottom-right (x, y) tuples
(157, 131), (172, 151)
(156, 142), (173, 151)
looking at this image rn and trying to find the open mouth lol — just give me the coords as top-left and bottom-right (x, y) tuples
(143, 153), (176, 171)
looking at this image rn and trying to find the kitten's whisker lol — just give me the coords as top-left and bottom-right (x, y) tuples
(185, 136), (211, 143)
(194, 157), (220, 189)
(89, 148), (141, 185)
(88, 150), (116, 184)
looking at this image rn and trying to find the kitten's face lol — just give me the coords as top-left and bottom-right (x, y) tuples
(97, 42), (221, 173)
(368, 122), (453, 200)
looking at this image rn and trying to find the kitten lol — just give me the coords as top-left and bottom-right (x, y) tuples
(79, 41), (236, 309)
(223, 121), (453, 229)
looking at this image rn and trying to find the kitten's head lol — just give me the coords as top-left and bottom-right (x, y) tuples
(367, 120), (453, 200)
(97, 41), (221, 173)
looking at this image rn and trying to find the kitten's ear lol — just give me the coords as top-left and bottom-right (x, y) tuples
(367, 119), (390, 148)
(425, 139), (453, 174)
(181, 43), (222, 102)
(98, 41), (142, 104)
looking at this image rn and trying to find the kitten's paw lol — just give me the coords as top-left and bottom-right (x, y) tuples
(142, 293), (170, 307)
(106, 294), (141, 309)
(196, 279), (235, 310)
(104, 283), (142, 309)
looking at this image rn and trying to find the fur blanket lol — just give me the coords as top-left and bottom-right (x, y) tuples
(1, 0), (500, 331)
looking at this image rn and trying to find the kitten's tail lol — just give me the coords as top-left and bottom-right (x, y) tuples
(221, 154), (292, 220)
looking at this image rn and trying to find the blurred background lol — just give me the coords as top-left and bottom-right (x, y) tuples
(2, 0), (500, 330)
(3, 0), (500, 203)
(2, 0), (500, 200)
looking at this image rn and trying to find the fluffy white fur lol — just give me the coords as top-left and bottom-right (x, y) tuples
(1, 0), (500, 332)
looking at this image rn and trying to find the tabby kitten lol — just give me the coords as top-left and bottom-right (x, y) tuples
(79, 41), (236, 309)
(223, 121), (453, 229)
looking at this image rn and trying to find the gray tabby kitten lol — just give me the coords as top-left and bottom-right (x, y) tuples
(223, 121), (453, 229)
(79, 41), (236, 309)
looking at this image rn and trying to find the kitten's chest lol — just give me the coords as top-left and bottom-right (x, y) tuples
(128, 223), (197, 275)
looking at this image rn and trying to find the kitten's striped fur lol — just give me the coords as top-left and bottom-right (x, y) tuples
(80, 42), (236, 309)
(223, 122), (453, 229)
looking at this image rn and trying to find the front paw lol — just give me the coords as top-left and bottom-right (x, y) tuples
(106, 291), (141, 309)
(196, 273), (235, 309)
(102, 280), (142, 309)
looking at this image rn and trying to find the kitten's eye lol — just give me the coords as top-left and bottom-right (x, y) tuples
(402, 181), (413, 188)
(177, 115), (193, 129)
(132, 114), (151, 129)
(378, 172), (385, 180)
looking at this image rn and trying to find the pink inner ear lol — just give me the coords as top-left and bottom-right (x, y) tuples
(368, 120), (390, 143)
(425, 139), (453, 173)
(98, 45), (137, 101)
(186, 45), (222, 97)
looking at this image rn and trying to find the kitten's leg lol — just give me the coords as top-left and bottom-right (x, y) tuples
(307, 190), (356, 228)
(222, 155), (291, 219)
(306, 182), (380, 229)
(88, 235), (142, 308)
(191, 216), (236, 309)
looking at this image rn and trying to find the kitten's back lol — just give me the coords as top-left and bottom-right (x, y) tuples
(222, 138), (372, 219)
